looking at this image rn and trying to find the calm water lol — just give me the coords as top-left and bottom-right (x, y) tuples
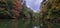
(33, 26), (40, 28)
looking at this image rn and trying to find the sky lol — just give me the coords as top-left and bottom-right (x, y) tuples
(25, 0), (43, 12)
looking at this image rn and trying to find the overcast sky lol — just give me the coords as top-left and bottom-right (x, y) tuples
(25, 0), (43, 12)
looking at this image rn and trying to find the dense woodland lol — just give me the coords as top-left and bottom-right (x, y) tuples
(0, 0), (60, 28)
(40, 0), (60, 28)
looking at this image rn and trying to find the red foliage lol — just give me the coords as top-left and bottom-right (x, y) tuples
(15, 0), (22, 12)
(12, 0), (22, 17)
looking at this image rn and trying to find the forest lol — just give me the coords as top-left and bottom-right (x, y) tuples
(0, 0), (60, 28)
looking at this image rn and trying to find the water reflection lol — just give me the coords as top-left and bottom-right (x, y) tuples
(33, 26), (40, 28)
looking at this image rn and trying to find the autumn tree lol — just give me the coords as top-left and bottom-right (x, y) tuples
(40, 0), (60, 28)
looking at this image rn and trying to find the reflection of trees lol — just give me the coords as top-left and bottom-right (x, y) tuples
(0, 0), (22, 28)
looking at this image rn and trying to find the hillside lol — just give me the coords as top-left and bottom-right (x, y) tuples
(39, 0), (60, 28)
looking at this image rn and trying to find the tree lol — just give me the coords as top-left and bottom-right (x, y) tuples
(0, 0), (22, 28)
(40, 0), (60, 28)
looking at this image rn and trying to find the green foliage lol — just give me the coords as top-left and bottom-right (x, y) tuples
(0, 0), (14, 19)
(39, 0), (60, 28)
(55, 0), (60, 3)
